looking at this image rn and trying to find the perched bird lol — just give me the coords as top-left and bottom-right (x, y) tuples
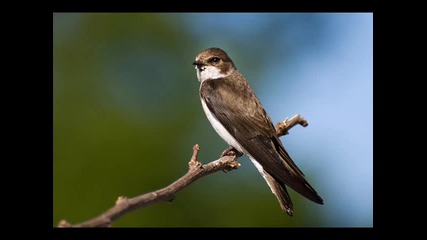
(193, 47), (323, 216)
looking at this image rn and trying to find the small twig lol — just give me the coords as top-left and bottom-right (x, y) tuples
(58, 114), (307, 227)
(188, 144), (201, 171)
(276, 114), (308, 137)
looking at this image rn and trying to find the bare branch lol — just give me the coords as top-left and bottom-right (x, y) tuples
(58, 114), (307, 227)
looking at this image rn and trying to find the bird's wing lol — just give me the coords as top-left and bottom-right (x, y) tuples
(201, 78), (323, 204)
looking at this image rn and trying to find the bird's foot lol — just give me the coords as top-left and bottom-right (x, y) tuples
(221, 146), (243, 173)
(220, 146), (243, 158)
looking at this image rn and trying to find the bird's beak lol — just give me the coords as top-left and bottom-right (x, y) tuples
(193, 60), (204, 66)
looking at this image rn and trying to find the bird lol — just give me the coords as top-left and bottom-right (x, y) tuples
(193, 47), (323, 216)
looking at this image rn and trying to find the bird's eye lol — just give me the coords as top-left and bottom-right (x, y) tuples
(211, 57), (220, 63)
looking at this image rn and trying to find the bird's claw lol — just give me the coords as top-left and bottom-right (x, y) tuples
(220, 146), (243, 158)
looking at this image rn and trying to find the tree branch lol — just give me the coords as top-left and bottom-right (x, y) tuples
(58, 114), (308, 227)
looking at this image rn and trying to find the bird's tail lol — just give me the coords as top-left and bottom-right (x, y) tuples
(250, 157), (294, 216)
(262, 171), (294, 216)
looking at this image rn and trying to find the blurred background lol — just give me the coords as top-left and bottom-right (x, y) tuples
(53, 13), (372, 227)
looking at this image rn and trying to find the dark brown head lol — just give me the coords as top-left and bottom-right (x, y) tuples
(193, 47), (236, 82)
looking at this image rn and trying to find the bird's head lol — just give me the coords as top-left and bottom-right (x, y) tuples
(193, 47), (236, 82)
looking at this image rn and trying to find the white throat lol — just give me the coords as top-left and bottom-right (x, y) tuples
(196, 65), (228, 82)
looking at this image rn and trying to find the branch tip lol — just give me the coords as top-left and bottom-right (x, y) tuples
(193, 144), (200, 152)
(228, 160), (241, 169)
(58, 219), (71, 227)
(299, 118), (308, 127)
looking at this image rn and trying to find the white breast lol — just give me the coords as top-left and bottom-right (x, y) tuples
(200, 98), (245, 154)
